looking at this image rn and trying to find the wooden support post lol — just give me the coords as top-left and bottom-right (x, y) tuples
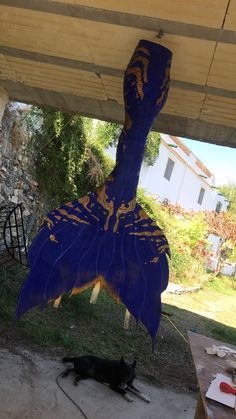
(90, 281), (101, 304)
(53, 296), (62, 308)
(123, 309), (131, 329)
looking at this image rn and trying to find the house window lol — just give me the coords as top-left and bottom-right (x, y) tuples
(197, 187), (205, 205)
(164, 158), (174, 181)
(215, 201), (222, 213)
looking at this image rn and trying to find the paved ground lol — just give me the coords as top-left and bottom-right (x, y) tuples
(0, 347), (197, 419)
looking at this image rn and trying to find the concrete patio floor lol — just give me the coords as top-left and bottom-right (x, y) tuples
(0, 347), (197, 419)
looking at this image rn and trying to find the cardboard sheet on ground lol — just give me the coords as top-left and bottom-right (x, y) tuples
(206, 373), (236, 409)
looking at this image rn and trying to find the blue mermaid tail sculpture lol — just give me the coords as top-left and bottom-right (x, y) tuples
(16, 40), (172, 347)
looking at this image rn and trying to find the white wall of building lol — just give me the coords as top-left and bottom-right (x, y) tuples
(139, 134), (228, 212)
(140, 141), (183, 204)
(106, 133), (228, 212)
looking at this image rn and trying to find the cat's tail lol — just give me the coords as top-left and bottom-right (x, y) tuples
(62, 357), (75, 363)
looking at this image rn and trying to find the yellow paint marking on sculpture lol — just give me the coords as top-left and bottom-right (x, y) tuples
(70, 275), (120, 303)
(57, 208), (89, 225)
(45, 217), (54, 230)
(70, 280), (96, 296)
(130, 47), (149, 69)
(132, 46), (150, 57)
(67, 214), (90, 224)
(113, 197), (136, 233)
(58, 209), (68, 216)
(124, 112), (132, 130)
(138, 56), (149, 80)
(129, 230), (164, 237)
(158, 244), (170, 253)
(140, 46), (150, 55)
(126, 67), (144, 100)
(159, 244), (169, 250)
(150, 256), (159, 263)
(128, 56), (149, 83)
(50, 234), (58, 243)
(133, 46), (149, 56)
(65, 202), (73, 208)
(97, 185), (114, 231)
(98, 276), (120, 303)
(78, 195), (91, 212)
(160, 60), (171, 90)
(54, 215), (62, 220)
(156, 81), (170, 106)
(134, 209), (149, 223)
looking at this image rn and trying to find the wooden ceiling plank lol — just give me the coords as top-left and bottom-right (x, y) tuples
(3, 46), (236, 99)
(223, 0), (236, 30)
(0, 0), (234, 43)
(50, 0), (229, 28)
(1, 77), (236, 147)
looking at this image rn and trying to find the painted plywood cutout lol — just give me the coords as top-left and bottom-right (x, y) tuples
(16, 40), (172, 347)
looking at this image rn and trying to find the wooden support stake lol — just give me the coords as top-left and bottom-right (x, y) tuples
(123, 309), (131, 329)
(53, 296), (62, 308)
(90, 282), (101, 304)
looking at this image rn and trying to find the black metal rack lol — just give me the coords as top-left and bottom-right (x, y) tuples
(0, 203), (28, 266)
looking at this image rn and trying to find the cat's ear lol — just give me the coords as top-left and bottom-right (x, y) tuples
(132, 360), (137, 369)
(120, 356), (125, 365)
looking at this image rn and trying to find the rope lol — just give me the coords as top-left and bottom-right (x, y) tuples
(56, 370), (89, 419)
(163, 314), (189, 345)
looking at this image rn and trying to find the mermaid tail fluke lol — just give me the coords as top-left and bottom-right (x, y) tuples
(16, 189), (170, 342)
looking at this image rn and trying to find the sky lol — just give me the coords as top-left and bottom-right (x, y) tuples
(181, 137), (236, 186)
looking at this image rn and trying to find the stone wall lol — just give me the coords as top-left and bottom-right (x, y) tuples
(0, 103), (44, 246)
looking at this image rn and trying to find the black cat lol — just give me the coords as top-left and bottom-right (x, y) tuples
(62, 355), (148, 402)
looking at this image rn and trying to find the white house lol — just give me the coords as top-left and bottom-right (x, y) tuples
(107, 133), (228, 212)
(140, 134), (229, 212)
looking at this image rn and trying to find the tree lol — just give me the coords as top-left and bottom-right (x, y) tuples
(204, 211), (236, 244)
(92, 120), (161, 166)
(24, 108), (113, 208)
(143, 131), (161, 166)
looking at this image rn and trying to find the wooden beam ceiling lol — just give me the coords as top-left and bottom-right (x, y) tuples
(0, 0), (236, 148)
